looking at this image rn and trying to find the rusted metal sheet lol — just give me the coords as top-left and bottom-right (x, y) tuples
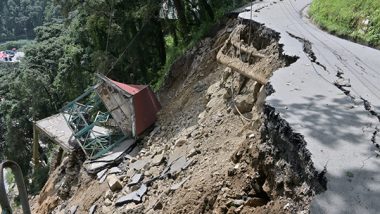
(95, 81), (135, 137)
(133, 87), (162, 135)
(96, 74), (161, 137)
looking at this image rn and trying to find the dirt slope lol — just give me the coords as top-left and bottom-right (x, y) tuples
(31, 17), (325, 214)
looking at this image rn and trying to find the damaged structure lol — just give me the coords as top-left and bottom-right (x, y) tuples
(33, 74), (161, 170)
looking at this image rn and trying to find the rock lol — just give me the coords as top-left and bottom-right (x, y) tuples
(187, 148), (199, 158)
(69, 205), (78, 214)
(235, 205), (244, 213)
(227, 199), (245, 207)
(105, 190), (113, 199)
(170, 176), (190, 191)
(227, 168), (236, 176)
(126, 168), (135, 178)
(194, 81), (207, 92)
(206, 97), (222, 110)
(101, 206), (112, 213)
(206, 81), (221, 99)
(152, 153), (165, 166)
(222, 67), (232, 83)
(233, 95), (254, 114)
(107, 174), (123, 192)
(175, 139), (187, 147)
(153, 201), (163, 210)
(245, 197), (267, 207)
(89, 205), (97, 214)
(221, 88), (231, 100)
(248, 133), (255, 139)
(104, 198), (112, 206)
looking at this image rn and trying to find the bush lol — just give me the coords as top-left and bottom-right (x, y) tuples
(309, 0), (380, 48)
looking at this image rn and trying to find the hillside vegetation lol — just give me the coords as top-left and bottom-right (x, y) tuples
(0, 0), (251, 193)
(309, 0), (380, 48)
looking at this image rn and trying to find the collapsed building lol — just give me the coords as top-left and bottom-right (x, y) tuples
(32, 74), (161, 173)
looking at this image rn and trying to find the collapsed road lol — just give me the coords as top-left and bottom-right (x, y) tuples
(26, 1), (380, 213)
(239, 0), (380, 213)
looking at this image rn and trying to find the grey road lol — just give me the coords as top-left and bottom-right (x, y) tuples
(239, 0), (380, 213)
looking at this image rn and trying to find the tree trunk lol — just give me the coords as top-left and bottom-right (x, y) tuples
(173, 0), (189, 38)
(199, 0), (214, 21)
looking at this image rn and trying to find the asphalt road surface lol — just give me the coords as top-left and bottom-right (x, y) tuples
(239, 0), (380, 213)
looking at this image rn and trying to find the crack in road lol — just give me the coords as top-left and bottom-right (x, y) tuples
(334, 67), (355, 99)
(371, 127), (379, 150)
(286, 33), (380, 152)
(287, 32), (328, 72)
(361, 98), (380, 123)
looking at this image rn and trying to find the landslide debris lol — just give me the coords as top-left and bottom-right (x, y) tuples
(31, 17), (325, 214)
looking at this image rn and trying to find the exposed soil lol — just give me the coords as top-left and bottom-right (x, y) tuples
(30, 17), (325, 214)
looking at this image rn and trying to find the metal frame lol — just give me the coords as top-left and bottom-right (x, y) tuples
(61, 86), (127, 160)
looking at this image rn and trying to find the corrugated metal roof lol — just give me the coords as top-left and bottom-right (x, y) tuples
(111, 80), (147, 95)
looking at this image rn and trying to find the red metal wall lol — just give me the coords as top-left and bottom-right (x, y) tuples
(133, 87), (161, 135)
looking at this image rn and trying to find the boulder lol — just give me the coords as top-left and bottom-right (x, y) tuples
(107, 174), (123, 192)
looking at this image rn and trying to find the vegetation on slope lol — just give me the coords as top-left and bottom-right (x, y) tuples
(0, 0), (252, 193)
(309, 0), (380, 48)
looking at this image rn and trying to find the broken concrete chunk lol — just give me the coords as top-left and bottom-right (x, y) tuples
(89, 205), (97, 214)
(99, 173), (108, 184)
(115, 184), (148, 206)
(128, 174), (143, 186)
(108, 167), (122, 175)
(136, 184), (147, 196)
(130, 159), (150, 171)
(169, 156), (187, 175)
(169, 156), (194, 176)
(97, 169), (108, 180)
(107, 174), (123, 192)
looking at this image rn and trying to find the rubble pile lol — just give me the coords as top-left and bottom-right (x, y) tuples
(31, 18), (325, 214)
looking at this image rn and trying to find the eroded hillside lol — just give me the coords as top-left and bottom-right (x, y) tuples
(30, 17), (326, 214)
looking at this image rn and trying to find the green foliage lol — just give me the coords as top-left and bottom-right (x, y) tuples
(0, 0), (252, 194)
(5, 169), (15, 185)
(0, 40), (33, 51)
(0, 0), (49, 42)
(310, 0), (380, 48)
(30, 165), (50, 194)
